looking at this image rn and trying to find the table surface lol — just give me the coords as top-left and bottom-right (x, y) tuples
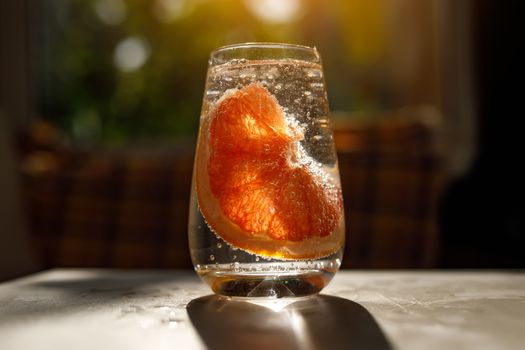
(0, 269), (524, 350)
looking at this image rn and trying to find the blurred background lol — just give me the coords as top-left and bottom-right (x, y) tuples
(1, 0), (523, 281)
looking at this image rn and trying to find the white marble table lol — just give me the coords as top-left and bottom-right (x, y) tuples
(0, 269), (524, 350)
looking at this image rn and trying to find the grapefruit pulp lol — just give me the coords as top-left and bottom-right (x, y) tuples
(196, 83), (343, 260)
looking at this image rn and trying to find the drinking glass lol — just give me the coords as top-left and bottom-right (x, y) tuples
(189, 43), (345, 297)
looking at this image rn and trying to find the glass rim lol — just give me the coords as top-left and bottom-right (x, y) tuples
(210, 42), (318, 57)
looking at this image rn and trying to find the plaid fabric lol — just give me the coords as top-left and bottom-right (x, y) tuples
(335, 108), (443, 268)
(19, 109), (443, 269)
(20, 149), (194, 269)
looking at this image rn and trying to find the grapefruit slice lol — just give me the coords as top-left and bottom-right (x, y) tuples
(196, 83), (343, 260)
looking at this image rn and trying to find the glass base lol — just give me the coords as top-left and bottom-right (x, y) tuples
(196, 262), (338, 298)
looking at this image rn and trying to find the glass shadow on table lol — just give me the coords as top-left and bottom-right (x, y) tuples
(187, 294), (392, 350)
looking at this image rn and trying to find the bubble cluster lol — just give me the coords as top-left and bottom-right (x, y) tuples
(205, 59), (336, 166)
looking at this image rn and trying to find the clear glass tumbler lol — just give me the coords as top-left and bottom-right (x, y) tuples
(188, 43), (345, 298)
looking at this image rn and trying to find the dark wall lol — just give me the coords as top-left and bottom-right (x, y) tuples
(440, 0), (525, 267)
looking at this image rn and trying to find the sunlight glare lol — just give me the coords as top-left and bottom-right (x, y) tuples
(154, 0), (190, 23)
(114, 37), (150, 72)
(289, 310), (315, 349)
(246, 298), (299, 312)
(245, 0), (304, 24)
(94, 0), (126, 25)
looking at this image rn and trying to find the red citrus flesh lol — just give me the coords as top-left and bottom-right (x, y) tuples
(196, 83), (343, 259)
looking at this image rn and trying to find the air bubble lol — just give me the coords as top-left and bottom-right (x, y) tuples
(206, 90), (220, 98)
(306, 69), (322, 78)
(209, 255), (215, 261)
(217, 243), (222, 248)
(255, 256), (260, 262)
(233, 255), (237, 260)
(310, 82), (324, 90)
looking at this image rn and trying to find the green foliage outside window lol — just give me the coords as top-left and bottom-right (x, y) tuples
(35, 0), (392, 147)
